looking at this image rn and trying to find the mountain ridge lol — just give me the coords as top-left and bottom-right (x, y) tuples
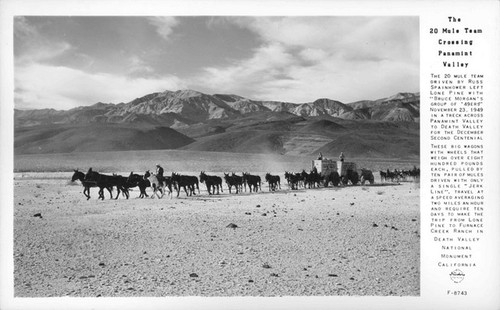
(15, 90), (420, 127)
(14, 90), (420, 158)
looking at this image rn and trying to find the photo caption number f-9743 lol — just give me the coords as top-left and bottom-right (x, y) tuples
(447, 290), (468, 296)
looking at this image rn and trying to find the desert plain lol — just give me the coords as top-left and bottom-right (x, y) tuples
(13, 150), (420, 297)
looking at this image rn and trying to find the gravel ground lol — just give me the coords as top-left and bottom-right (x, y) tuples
(14, 172), (420, 297)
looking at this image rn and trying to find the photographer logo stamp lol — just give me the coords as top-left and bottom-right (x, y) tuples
(449, 269), (465, 283)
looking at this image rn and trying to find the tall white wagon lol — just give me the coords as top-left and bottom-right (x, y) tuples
(311, 158), (337, 175)
(311, 159), (359, 185)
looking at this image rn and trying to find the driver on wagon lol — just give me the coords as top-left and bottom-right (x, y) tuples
(339, 152), (345, 162)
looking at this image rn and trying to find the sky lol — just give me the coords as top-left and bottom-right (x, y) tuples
(14, 16), (419, 110)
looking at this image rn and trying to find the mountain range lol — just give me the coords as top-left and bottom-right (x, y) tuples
(14, 90), (420, 159)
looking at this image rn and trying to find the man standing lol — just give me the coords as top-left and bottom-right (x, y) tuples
(156, 164), (164, 177)
(156, 164), (164, 185)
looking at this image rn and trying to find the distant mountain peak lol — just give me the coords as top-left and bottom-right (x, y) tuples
(313, 98), (342, 104)
(213, 94), (246, 102)
(386, 92), (420, 101)
(92, 102), (113, 107)
(173, 89), (204, 99)
(15, 90), (420, 128)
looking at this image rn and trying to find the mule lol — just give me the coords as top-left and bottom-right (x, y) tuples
(224, 173), (241, 194)
(242, 172), (261, 192)
(409, 166), (420, 181)
(360, 169), (374, 185)
(301, 169), (322, 189)
(112, 173), (130, 199)
(232, 173), (245, 192)
(127, 172), (151, 198)
(379, 171), (387, 183)
(265, 173), (281, 191)
(341, 169), (359, 185)
(200, 171), (223, 195)
(71, 169), (112, 200)
(84, 168), (125, 200)
(171, 172), (199, 197)
(284, 171), (301, 190)
(323, 171), (340, 187)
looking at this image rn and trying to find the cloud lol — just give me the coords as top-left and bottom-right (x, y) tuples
(194, 16), (419, 102)
(147, 17), (179, 40)
(16, 42), (73, 65)
(264, 57), (419, 103)
(14, 16), (37, 38)
(232, 17), (419, 63)
(197, 43), (296, 94)
(127, 55), (155, 76)
(13, 16), (419, 110)
(15, 17), (73, 65)
(299, 48), (329, 64)
(14, 17), (188, 110)
(14, 17), (185, 109)
(15, 64), (187, 110)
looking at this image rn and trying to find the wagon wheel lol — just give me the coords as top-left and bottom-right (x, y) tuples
(349, 171), (359, 185)
(368, 174), (375, 184)
(332, 173), (340, 187)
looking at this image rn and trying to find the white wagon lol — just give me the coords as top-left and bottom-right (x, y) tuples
(312, 159), (359, 185)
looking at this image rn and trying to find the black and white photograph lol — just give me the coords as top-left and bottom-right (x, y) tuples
(11, 15), (420, 297)
(3, 1), (500, 309)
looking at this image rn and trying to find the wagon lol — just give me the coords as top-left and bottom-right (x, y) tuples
(312, 158), (337, 176)
(311, 159), (359, 185)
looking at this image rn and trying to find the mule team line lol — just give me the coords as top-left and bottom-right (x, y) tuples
(71, 160), (420, 200)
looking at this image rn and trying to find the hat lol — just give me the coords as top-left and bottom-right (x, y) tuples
(156, 163), (160, 167)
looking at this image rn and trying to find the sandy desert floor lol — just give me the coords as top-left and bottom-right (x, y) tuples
(13, 172), (420, 297)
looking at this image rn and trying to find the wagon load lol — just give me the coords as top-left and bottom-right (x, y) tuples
(312, 158), (337, 176)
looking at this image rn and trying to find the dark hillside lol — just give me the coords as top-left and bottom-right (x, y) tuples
(14, 124), (194, 154)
